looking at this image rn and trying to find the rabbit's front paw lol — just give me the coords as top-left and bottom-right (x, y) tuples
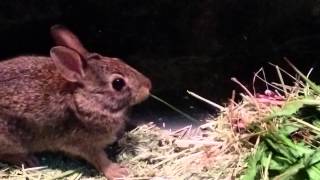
(103, 163), (128, 180)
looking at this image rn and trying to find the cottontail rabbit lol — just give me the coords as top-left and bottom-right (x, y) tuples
(0, 25), (151, 179)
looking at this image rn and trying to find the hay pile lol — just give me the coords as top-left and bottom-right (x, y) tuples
(117, 120), (244, 179)
(1, 59), (320, 179)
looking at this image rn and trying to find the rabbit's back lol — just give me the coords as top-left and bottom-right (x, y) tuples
(0, 56), (70, 125)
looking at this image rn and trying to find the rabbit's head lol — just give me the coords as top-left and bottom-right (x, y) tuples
(50, 25), (151, 112)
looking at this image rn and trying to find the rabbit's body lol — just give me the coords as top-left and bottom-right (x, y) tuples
(0, 25), (151, 179)
(0, 56), (69, 126)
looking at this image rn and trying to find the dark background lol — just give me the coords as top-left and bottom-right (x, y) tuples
(1, 0), (320, 126)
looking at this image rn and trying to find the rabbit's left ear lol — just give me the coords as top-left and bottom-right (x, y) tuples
(50, 46), (85, 82)
(50, 24), (89, 57)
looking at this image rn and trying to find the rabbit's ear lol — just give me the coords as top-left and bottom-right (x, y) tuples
(50, 46), (85, 82)
(50, 24), (89, 57)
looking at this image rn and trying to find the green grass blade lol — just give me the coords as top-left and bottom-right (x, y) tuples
(268, 156), (291, 170)
(273, 154), (311, 180)
(241, 143), (267, 180)
(285, 58), (320, 94)
(307, 166), (320, 180)
(264, 135), (296, 162)
(268, 99), (320, 119)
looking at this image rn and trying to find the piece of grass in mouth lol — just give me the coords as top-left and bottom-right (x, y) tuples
(150, 94), (198, 123)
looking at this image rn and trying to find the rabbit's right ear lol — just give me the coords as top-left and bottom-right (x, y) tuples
(50, 46), (85, 82)
(50, 24), (89, 57)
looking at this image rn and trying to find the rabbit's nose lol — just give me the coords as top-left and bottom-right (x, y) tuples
(133, 85), (150, 105)
(144, 78), (152, 91)
(141, 86), (150, 97)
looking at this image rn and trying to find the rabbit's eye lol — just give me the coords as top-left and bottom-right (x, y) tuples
(112, 78), (126, 91)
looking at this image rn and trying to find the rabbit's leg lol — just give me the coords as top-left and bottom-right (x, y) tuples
(0, 153), (39, 167)
(62, 145), (128, 179)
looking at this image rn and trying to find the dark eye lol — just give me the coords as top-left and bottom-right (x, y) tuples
(112, 78), (126, 91)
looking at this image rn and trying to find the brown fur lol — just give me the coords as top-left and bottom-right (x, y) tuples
(0, 25), (151, 179)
